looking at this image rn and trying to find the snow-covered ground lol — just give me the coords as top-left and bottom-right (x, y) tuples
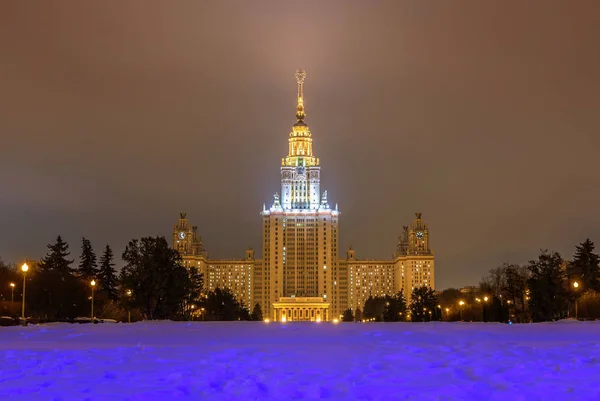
(1, 321), (600, 400)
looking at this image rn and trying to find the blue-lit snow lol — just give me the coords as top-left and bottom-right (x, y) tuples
(1, 321), (600, 400)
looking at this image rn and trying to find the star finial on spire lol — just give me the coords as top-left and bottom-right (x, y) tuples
(295, 69), (306, 121)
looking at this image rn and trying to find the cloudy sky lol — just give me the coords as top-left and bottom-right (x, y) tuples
(1, 1), (599, 288)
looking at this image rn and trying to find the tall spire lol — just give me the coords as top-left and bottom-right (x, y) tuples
(295, 69), (307, 122)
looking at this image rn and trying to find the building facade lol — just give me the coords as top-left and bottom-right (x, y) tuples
(172, 70), (434, 321)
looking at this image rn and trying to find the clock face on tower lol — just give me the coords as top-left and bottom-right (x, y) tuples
(416, 231), (424, 239)
(179, 231), (186, 239)
(296, 166), (305, 175)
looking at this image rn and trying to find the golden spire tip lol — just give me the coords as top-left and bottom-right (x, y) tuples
(295, 69), (306, 121)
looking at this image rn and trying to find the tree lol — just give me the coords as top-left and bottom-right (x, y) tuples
(482, 266), (506, 300)
(479, 267), (515, 323)
(363, 295), (386, 321)
(98, 245), (118, 301)
(120, 237), (191, 320)
(202, 287), (249, 321)
(77, 237), (98, 280)
(383, 291), (408, 322)
(570, 239), (600, 292)
(438, 288), (463, 321)
(527, 250), (568, 322)
(502, 263), (529, 322)
(250, 303), (263, 321)
(33, 236), (86, 320)
(342, 308), (354, 322)
(238, 302), (251, 321)
(38, 235), (74, 276)
(185, 266), (204, 309)
(410, 286), (438, 322)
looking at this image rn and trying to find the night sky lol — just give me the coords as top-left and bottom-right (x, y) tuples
(1, 1), (599, 289)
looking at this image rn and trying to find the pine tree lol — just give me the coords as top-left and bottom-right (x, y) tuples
(98, 245), (118, 301)
(527, 250), (568, 322)
(38, 235), (74, 276)
(78, 237), (98, 280)
(35, 236), (83, 319)
(202, 287), (246, 321)
(571, 239), (600, 292)
(186, 266), (204, 305)
(341, 308), (354, 322)
(383, 291), (408, 321)
(410, 286), (439, 322)
(250, 303), (263, 321)
(120, 237), (192, 320)
(502, 263), (529, 321)
(363, 295), (385, 321)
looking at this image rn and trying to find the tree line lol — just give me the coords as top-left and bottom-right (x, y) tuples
(0, 235), (264, 322)
(341, 285), (441, 323)
(2, 237), (598, 324)
(438, 239), (600, 323)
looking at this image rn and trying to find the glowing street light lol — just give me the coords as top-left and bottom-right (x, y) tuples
(573, 281), (581, 319)
(126, 290), (132, 323)
(21, 263), (29, 320)
(190, 304), (196, 321)
(9, 283), (15, 303)
(458, 300), (465, 321)
(483, 296), (489, 302)
(475, 298), (485, 321)
(90, 280), (96, 320)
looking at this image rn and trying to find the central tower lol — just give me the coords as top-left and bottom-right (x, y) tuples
(259, 70), (340, 321)
(281, 70), (321, 210)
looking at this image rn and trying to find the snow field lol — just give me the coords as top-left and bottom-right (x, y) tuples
(1, 321), (600, 400)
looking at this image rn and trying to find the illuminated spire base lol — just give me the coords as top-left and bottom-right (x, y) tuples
(277, 70), (322, 209)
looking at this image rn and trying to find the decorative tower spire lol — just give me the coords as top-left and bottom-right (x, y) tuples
(295, 69), (307, 121)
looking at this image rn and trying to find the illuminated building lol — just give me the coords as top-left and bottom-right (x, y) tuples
(346, 214), (434, 311)
(173, 214), (256, 310)
(172, 70), (434, 320)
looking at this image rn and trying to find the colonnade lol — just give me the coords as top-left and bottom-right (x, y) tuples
(272, 297), (330, 322)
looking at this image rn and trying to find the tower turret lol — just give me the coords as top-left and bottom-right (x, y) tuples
(280, 70), (321, 210)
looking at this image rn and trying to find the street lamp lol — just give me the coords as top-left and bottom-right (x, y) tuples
(9, 283), (15, 303)
(90, 280), (96, 320)
(573, 281), (580, 319)
(482, 296), (489, 321)
(475, 298), (483, 321)
(21, 263), (29, 320)
(459, 300), (465, 321)
(126, 290), (132, 323)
